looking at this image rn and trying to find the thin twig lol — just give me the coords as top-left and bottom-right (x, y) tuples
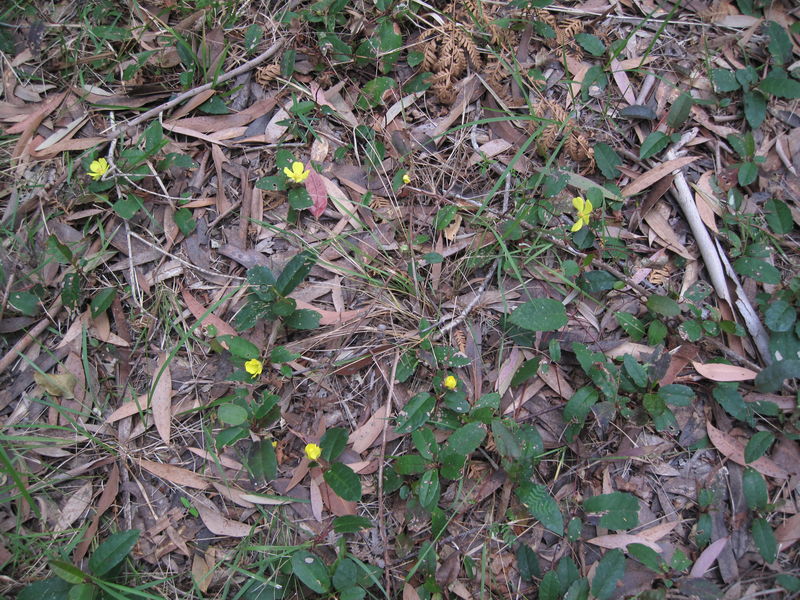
(0, 297), (63, 377)
(377, 350), (400, 599)
(127, 230), (246, 281)
(105, 39), (285, 138)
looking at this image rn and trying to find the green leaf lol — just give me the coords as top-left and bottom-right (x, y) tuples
(583, 492), (639, 530)
(270, 345), (300, 363)
(679, 319), (703, 341)
(61, 273), (81, 310)
(395, 392), (435, 434)
(333, 515), (373, 534)
(174, 207), (196, 236)
(563, 386), (599, 425)
(215, 425), (248, 448)
(90, 287), (116, 318)
(218, 403), (248, 426)
(755, 360), (800, 393)
(443, 422), (486, 457)
(47, 235), (73, 264)
(647, 294), (680, 317)
(217, 335), (260, 359)
(712, 383), (749, 423)
(517, 545), (541, 580)
(332, 558), (357, 592)
(284, 308), (321, 330)
(248, 440), (277, 482)
(433, 205), (458, 230)
(627, 543), (663, 572)
(324, 462), (362, 502)
(743, 90), (766, 129)
(712, 69), (740, 92)
(417, 469), (440, 511)
(658, 384), (694, 406)
(594, 142), (622, 179)
(776, 575), (800, 592)
(623, 354), (648, 388)
(49, 559), (87, 584)
(271, 297), (297, 318)
(667, 92), (693, 128)
(320, 427), (348, 462)
(516, 482), (563, 534)
(291, 551), (331, 593)
(619, 105), (657, 120)
(244, 24), (263, 53)
(591, 549), (625, 600)
(745, 431), (775, 465)
(113, 194), (144, 219)
(199, 95), (229, 114)
(288, 186), (312, 209)
(412, 428), (436, 460)
(276, 251), (317, 296)
(615, 312), (646, 341)
(742, 466), (768, 511)
(764, 300), (795, 332)
(511, 358), (542, 387)
(395, 454), (429, 475)
(358, 76), (396, 109)
(751, 517), (777, 563)
(764, 198), (794, 234)
(88, 529), (140, 576)
(639, 131), (670, 159)
(575, 33), (605, 56)
(509, 298), (568, 332)
(737, 161), (758, 186)
(759, 75), (800, 99)
(733, 257), (780, 284)
(376, 19), (402, 72)
(579, 270), (618, 293)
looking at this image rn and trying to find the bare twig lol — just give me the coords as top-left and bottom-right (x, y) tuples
(105, 39), (285, 138)
(376, 350), (400, 599)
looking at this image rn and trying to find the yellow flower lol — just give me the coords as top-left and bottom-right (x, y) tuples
(305, 443), (322, 461)
(87, 158), (109, 181)
(570, 196), (593, 232)
(271, 441), (278, 448)
(443, 375), (457, 391)
(244, 358), (263, 378)
(283, 161), (310, 184)
(402, 173), (411, 185)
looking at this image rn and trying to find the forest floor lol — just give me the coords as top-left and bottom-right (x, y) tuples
(1, 0), (799, 598)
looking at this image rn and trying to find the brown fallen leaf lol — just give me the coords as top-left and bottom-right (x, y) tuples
(349, 405), (388, 454)
(692, 361), (757, 382)
(181, 289), (237, 337)
(292, 297), (368, 326)
(151, 353), (172, 445)
(192, 553), (213, 593)
(621, 156), (699, 197)
(775, 514), (800, 552)
(139, 459), (210, 489)
(706, 421), (789, 479)
(74, 462), (119, 562)
(689, 536), (728, 578)
(588, 520), (678, 552)
(193, 498), (251, 537)
(310, 471), (324, 522)
(106, 394), (150, 423)
(55, 480), (93, 531)
(33, 371), (76, 399)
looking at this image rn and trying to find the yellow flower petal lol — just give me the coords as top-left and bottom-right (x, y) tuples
(443, 375), (457, 390)
(583, 198), (593, 214)
(571, 219), (584, 232)
(402, 173), (411, 185)
(87, 158), (109, 181)
(284, 161), (310, 184)
(244, 358), (263, 378)
(305, 443), (322, 461)
(572, 196), (586, 212)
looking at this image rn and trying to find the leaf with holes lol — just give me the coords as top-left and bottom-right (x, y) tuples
(584, 492), (639, 530)
(291, 551), (331, 594)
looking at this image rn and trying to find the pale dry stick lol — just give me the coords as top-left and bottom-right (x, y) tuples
(127, 230), (246, 281)
(665, 129), (771, 364)
(376, 349), (400, 599)
(775, 136), (797, 176)
(104, 39), (285, 138)
(0, 296), (63, 377)
(0, 272), (15, 324)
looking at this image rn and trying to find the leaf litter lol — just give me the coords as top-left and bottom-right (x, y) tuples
(0, 0), (799, 598)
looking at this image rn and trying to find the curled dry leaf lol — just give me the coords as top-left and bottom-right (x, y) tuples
(775, 514), (800, 551)
(706, 421), (789, 479)
(588, 521), (678, 552)
(193, 498), (251, 537)
(692, 361), (758, 382)
(349, 404), (388, 454)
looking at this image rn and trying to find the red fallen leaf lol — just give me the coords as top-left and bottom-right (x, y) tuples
(305, 168), (328, 218)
